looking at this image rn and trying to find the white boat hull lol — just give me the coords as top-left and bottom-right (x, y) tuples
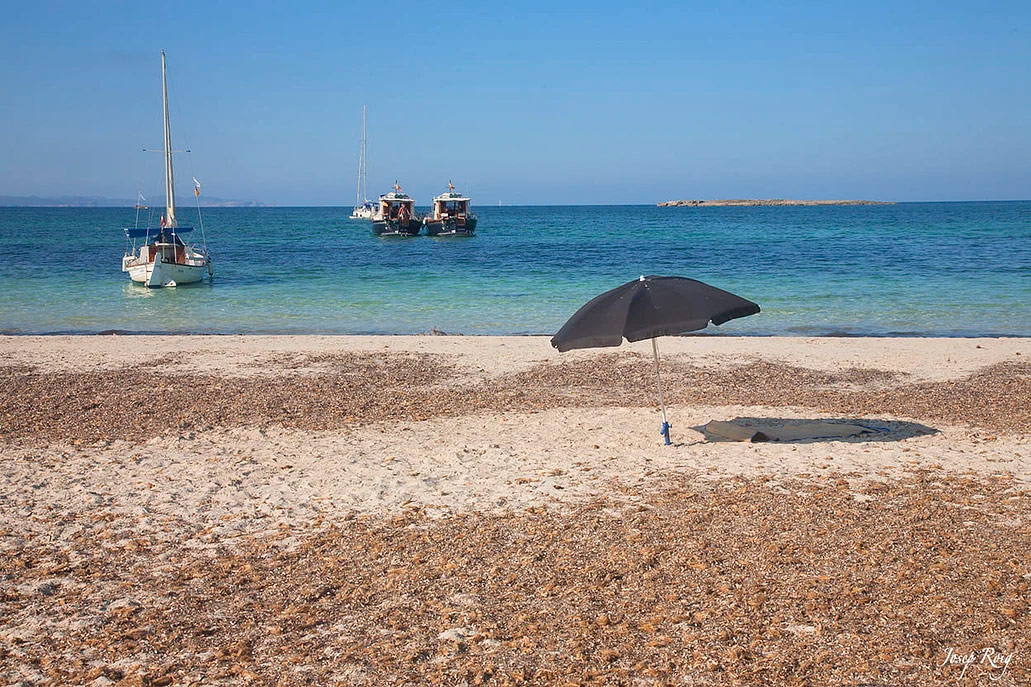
(127, 256), (209, 288)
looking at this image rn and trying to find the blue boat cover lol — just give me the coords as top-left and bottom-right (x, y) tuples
(124, 226), (194, 238)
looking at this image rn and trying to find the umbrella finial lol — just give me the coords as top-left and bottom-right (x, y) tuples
(639, 275), (645, 282)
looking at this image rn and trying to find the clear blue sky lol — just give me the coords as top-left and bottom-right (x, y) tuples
(1, 1), (1029, 205)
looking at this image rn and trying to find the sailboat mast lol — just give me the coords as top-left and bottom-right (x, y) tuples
(161, 50), (176, 229)
(361, 105), (367, 202)
(355, 106), (364, 208)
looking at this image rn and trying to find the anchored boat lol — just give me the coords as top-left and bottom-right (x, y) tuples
(349, 105), (374, 220)
(423, 182), (477, 237)
(122, 51), (212, 288)
(371, 183), (421, 236)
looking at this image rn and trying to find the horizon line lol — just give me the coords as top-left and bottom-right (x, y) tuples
(3, 198), (1031, 208)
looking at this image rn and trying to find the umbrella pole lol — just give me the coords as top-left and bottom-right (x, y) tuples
(652, 338), (671, 445)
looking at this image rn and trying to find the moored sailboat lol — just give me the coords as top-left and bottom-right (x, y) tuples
(423, 182), (477, 236)
(349, 105), (374, 220)
(121, 51), (212, 288)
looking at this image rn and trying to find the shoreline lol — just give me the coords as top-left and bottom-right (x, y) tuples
(5, 329), (1031, 339)
(3, 333), (1027, 375)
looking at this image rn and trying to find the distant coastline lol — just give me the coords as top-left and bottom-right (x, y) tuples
(658, 199), (895, 207)
(0, 194), (271, 208)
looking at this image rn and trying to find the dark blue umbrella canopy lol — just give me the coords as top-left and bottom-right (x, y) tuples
(551, 276), (760, 352)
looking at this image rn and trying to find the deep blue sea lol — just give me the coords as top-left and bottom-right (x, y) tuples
(1, 202), (1029, 336)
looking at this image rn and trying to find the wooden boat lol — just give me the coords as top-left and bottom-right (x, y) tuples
(371, 183), (421, 236)
(423, 182), (477, 237)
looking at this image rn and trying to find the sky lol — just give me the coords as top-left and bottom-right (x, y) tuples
(0, 1), (1029, 205)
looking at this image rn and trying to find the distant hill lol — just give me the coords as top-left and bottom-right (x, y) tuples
(658, 199), (895, 207)
(0, 194), (272, 207)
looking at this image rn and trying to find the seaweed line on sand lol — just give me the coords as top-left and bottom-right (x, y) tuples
(2, 354), (1030, 442)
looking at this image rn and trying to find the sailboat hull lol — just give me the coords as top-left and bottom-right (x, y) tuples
(127, 256), (209, 288)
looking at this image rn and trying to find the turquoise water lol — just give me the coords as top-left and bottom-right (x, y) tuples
(1, 203), (1029, 336)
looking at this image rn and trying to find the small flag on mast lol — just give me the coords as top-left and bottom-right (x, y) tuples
(193, 177), (202, 197)
(448, 180), (455, 191)
(394, 181), (402, 193)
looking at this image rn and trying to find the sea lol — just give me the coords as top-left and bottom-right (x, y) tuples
(1, 202), (1029, 337)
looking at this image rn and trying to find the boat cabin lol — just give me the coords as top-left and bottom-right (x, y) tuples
(377, 192), (416, 222)
(123, 226), (195, 265)
(432, 192), (471, 221)
(145, 242), (186, 264)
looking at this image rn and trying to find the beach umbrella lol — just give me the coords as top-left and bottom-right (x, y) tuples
(551, 275), (760, 445)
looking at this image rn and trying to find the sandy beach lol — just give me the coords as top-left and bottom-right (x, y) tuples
(2, 335), (1029, 685)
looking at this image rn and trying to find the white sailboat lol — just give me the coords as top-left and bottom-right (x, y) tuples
(122, 51), (212, 288)
(349, 105), (374, 219)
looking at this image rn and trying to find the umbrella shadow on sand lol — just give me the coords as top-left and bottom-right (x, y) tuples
(691, 417), (939, 444)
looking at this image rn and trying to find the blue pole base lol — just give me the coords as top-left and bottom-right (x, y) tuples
(660, 422), (671, 446)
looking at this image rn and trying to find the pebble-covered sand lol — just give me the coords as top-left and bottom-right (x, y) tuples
(1, 335), (1029, 686)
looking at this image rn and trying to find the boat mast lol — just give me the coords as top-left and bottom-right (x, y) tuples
(355, 105), (368, 207)
(161, 50), (176, 230)
(354, 107), (363, 208)
(361, 105), (368, 203)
